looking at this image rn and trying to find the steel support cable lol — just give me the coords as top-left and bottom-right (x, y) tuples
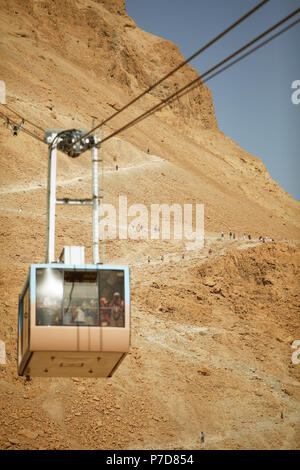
(0, 103), (45, 133)
(112, 16), (300, 134)
(0, 109), (74, 157)
(0, 7), (297, 155)
(161, 18), (300, 114)
(96, 9), (299, 146)
(0, 109), (45, 143)
(71, 0), (271, 147)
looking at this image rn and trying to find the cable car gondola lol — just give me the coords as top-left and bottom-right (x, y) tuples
(18, 263), (130, 378)
(17, 129), (131, 378)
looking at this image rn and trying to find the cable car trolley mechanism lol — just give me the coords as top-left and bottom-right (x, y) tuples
(17, 130), (130, 378)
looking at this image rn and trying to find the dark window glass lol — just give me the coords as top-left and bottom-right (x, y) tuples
(99, 270), (125, 327)
(23, 288), (30, 352)
(18, 297), (23, 359)
(63, 271), (98, 326)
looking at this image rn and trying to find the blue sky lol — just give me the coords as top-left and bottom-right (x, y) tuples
(126, 0), (300, 201)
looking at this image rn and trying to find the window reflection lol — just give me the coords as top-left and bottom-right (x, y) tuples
(36, 269), (63, 325)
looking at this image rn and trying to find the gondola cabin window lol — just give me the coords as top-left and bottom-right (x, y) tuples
(20, 286), (30, 356)
(36, 268), (125, 327)
(99, 270), (125, 328)
(63, 270), (98, 326)
(36, 268), (63, 325)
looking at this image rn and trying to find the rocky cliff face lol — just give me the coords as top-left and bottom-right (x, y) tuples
(1, 0), (218, 131)
(88, 0), (218, 129)
(95, 0), (126, 15)
(0, 0), (299, 235)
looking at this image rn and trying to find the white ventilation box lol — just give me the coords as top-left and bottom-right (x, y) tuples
(59, 246), (85, 265)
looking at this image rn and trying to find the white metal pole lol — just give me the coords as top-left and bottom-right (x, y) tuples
(92, 144), (99, 264)
(46, 142), (57, 263)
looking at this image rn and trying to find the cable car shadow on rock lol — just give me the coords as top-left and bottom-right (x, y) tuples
(18, 263), (130, 378)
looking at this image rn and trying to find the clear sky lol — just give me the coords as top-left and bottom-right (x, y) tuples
(126, 0), (300, 201)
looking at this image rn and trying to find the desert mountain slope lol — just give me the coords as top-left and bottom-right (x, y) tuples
(0, 0), (299, 243)
(0, 0), (299, 450)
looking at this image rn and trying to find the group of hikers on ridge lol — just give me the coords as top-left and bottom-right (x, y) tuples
(221, 231), (274, 242)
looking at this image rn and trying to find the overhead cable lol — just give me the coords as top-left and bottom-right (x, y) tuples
(97, 9), (300, 145)
(72, 0), (271, 146)
(0, 103), (45, 133)
(0, 109), (45, 143)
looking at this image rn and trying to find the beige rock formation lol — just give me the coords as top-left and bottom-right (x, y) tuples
(0, 0), (299, 450)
